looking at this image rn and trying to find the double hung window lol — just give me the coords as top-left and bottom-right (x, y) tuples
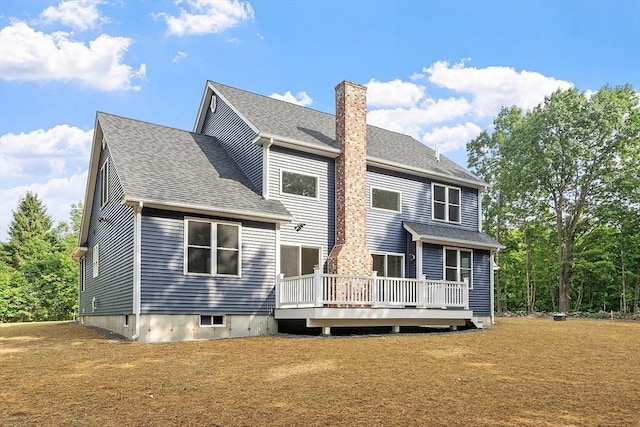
(185, 219), (241, 276)
(433, 183), (460, 223)
(444, 248), (472, 288)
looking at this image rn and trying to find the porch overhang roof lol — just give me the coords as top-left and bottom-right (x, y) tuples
(403, 221), (504, 251)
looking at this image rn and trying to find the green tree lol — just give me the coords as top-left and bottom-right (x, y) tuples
(470, 85), (639, 313)
(0, 194), (82, 322)
(7, 192), (55, 268)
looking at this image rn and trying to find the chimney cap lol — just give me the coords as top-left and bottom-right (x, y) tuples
(335, 80), (367, 91)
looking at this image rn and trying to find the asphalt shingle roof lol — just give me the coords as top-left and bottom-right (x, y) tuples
(403, 221), (504, 250)
(98, 112), (291, 220)
(211, 81), (486, 186)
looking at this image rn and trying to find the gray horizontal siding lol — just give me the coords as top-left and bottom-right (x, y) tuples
(470, 250), (491, 315)
(269, 147), (334, 270)
(201, 94), (262, 193)
(422, 243), (444, 281)
(367, 168), (430, 254)
(140, 211), (276, 314)
(81, 147), (134, 316)
(460, 186), (479, 231)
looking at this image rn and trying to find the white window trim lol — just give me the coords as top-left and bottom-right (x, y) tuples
(100, 161), (109, 208)
(80, 257), (86, 292)
(280, 243), (323, 277)
(92, 245), (99, 278)
(443, 247), (473, 289)
(432, 183), (461, 224)
(199, 314), (226, 328)
(371, 251), (405, 278)
(279, 168), (320, 200)
(370, 186), (402, 213)
(183, 218), (242, 278)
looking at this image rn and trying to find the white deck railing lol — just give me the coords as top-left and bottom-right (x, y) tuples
(276, 268), (469, 309)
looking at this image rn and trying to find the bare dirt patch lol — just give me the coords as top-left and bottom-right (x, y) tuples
(1, 318), (638, 426)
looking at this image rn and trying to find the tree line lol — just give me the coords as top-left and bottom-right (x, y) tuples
(0, 193), (81, 322)
(468, 85), (640, 314)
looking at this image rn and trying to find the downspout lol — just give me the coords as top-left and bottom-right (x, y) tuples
(131, 201), (143, 340)
(490, 250), (496, 325)
(478, 187), (484, 232)
(262, 138), (273, 199)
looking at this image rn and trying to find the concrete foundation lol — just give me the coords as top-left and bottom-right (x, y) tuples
(80, 314), (277, 343)
(471, 315), (493, 329)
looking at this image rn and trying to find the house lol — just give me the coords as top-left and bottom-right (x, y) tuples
(73, 80), (503, 342)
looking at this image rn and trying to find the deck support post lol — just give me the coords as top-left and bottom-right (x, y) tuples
(322, 326), (331, 336)
(392, 325), (400, 334)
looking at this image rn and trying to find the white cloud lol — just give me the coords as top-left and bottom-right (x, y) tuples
(364, 62), (574, 165)
(159, 0), (255, 36)
(0, 154), (25, 177)
(0, 125), (92, 179)
(421, 122), (483, 153)
(0, 156), (68, 179)
(40, 0), (106, 31)
(367, 97), (472, 137)
(0, 171), (88, 242)
(172, 50), (188, 63)
(270, 91), (313, 107)
(0, 22), (146, 91)
(1, 125), (92, 157)
(424, 60), (573, 117)
(366, 78), (425, 108)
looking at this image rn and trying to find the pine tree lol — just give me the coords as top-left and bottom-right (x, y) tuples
(7, 192), (55, 269)
(1, 193), (81, 321)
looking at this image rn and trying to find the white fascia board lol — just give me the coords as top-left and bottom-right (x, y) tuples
(78, 116), (104, 246)
(193, 81), (213, 132)
(402, 223), (504, 250)
(122, 198), (293, 224)
(418, 236), (504, 251)
(254, 133), (341, 158)
(367, 156), (487, 190)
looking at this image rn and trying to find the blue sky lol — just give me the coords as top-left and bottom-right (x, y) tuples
(1, 0), (639, 242)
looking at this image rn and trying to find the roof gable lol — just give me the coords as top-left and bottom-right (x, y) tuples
(204, 81), (486, 187)
(96, 112), (291, 221)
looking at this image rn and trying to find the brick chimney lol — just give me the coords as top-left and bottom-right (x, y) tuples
(327, 81), (373, 276)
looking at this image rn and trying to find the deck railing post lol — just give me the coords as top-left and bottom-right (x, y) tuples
(419, 274), (427, 308)
(276, 273), (284, 309)
(463, 277), (469, 309)
(371, 270), (378, 306)
(314, 267), (323, 307)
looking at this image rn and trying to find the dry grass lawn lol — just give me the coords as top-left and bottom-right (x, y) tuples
(1, 318), (639, 427)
